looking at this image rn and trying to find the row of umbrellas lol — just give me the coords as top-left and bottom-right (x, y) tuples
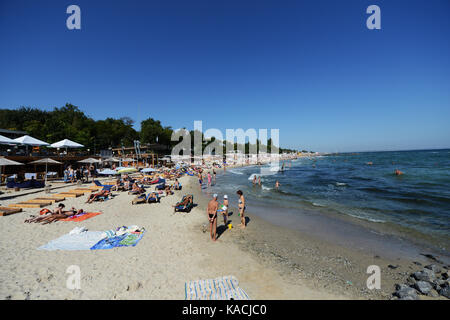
(0, 156), (102, 186)
(0, 135), (84, 148)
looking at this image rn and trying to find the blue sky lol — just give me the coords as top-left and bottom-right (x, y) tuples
(0, 0), (449, 152)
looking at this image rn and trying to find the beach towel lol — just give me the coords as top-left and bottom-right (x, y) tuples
(90, 231), (145, 250)
(60, 212), (102, 222)
(38, 231), (106, 251)
(185, 276), (250, 300)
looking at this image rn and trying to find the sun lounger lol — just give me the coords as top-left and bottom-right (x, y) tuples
(56, 192), (81, 198)
(0, 206), (22, 216)
(93, 180), (114, 191)
(9, 202), (48, 208)
(21, 199), (55, 205)
(66, 190), (88, 195)
(35, 197), (65, 202)
(174, 195), (194, 212)
(72, 188), (95, 192)
(132, 192), (160, 205)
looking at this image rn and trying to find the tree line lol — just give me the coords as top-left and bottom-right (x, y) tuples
(0, 104), (298, 154)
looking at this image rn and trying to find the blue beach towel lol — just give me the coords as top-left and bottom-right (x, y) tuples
(90, 231), (145, 250)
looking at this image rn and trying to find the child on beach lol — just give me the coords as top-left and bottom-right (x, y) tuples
(207, 172), (212, 187)
(217, 195), (229, 226)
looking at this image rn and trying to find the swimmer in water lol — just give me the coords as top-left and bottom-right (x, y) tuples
(394, 169), (403, 176)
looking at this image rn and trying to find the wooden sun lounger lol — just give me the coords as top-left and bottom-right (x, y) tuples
(66, 190), (88, 195)
(87, 186), (102, 190)
(72, 188), (94, 192)
(0, 206), (23, 216)
(9, 202), (47, 208)
(56, 193), (81, 198)
(35, 197), (65, 202)
(21, 199), (54, 205)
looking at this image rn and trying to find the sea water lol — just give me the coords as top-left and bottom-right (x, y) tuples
(207, 149), (450, 259)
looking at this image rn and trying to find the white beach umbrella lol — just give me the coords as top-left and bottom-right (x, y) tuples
(29, 158), (62, 186)
(13, 135), (49, 146)
(50, 139), (84, 148)
(78, 158), (101, 164)
(0, 157), (24, 181)
(0, 135), (18, 145)
(98, 169), (118, 175)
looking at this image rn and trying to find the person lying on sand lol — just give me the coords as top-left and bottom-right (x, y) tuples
(86, 189), (110, 203)
(24, 204), (84, 224)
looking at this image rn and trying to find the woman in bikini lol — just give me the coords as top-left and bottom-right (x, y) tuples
(24, 204), (83, 224)
(237, 190), (246, 228)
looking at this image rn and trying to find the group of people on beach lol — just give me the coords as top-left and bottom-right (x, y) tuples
(64, 165), (96, 183)
(207, 190), (246, 241)
(197, 169), (217, 189)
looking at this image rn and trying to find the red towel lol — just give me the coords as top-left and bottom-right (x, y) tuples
(61, 212), (102, 222)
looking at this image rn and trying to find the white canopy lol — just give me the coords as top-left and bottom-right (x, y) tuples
(0, 135), (18, 145)
(0, 157), (24, 166)
(50, 139), (84, 148)
(141, 167), (156, 173)
(13, 135), (49, 146)
(98, 169), (118, 175)
(78, 158), (100, 164)
(29, 158), (62, 165)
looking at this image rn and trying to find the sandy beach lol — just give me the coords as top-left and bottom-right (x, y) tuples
(1, 168), (446, 300)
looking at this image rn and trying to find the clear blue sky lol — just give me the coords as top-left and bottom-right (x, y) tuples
(0, 0), (449, 152)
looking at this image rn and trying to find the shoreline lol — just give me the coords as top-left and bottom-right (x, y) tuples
(0, 166), (447, 300)
(199, 165), (449, 299)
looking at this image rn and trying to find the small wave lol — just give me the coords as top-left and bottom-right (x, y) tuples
(312, 202), (326, 207)
(229, 169), (244, 175)
(346, 213), (386, 223)
(262, 185), (272, 191)
(336, 182), (347, 186)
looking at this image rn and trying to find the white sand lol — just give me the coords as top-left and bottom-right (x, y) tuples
(0, 176), (348, 300)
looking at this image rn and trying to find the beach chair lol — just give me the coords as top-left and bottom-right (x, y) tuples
(174, 195), (194, 213)
(0, 206), (22, 216)
(93, 180), (114, 192)
(131, 192), (160, 205)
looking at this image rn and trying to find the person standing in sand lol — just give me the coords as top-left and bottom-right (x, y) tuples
(213, 169), (216, 184)
(198, 172), (203, 189)
(237, 190), (246, 228)
(207, 194), (219, 241)
(218, 194), (229, 226)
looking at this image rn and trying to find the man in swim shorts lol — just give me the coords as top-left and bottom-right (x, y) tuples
(207, 194), (219, 241)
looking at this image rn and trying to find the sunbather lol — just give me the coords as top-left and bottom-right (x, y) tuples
(165, 184), (174, 196)
(172, 195), (193, 212)
(24, 204), (84, 224)
(86, 189), (110, 203)
(130, 182), (145, 194)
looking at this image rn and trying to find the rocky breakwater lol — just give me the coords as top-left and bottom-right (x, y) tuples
(393, 261), (450, 300)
